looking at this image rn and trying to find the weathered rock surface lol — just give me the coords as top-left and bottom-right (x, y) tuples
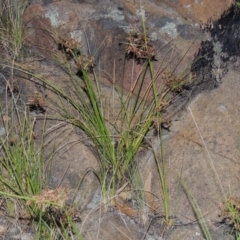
(138, 68), (240, 239)
(167, 68), (240, 219)
(162, 0), (234, 24)
(23, 0), (206, 98)
(1, 0), (236, 239)
(43, 122), (100, 210)
(79, 210), (140, 240)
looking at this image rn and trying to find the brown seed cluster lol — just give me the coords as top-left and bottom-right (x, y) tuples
(27, 91), (46, 113)
(58, 37), (95, 73)
(59, 38), (82, 55)
(123, 26), (157, 61)
(163, 72), (185, 93)
(75, 54), (95, 72)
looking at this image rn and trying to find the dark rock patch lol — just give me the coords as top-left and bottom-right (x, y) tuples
(190, 4), (240, 98)
(208, 5), (240, 59)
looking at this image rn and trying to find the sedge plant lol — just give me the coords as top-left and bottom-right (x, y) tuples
(0, 0), (28, 59)
(0, 2), (199, 233)
(0, 77), (83, 239)
(20, 32), (173, 200)
(1, 10), (190, 228)
(0, 95), (46, 217)
(0, 0), (29, 103)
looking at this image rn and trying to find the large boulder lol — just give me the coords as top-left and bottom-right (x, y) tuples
(137, 68), (240, 238)
(20, 1), (239, 238)
(23, 0), (220, 97)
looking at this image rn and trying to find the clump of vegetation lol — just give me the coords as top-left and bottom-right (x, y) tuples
(220, 196), (240, 239)
(2, 18), (189, 228)
(0, 1), (84, 238)
(0, 96), (82, 238)
(46, 22), (187, 225)
(0, 0), (28, 58)
(236, 1), (240, 8)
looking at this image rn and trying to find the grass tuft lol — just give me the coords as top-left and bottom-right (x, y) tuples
(220, 195), (240, 239)
(0, 78), (83, 238)
(0, 0), (28, 58)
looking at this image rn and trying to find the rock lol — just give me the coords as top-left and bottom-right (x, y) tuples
(23, 0), (205, 98)
(168, 224), (233, 240)
(43, 122), (100, 210)
(162, 0), (234, 24)
(18, 0), (240, 238)
(137, 68), (240, 239)
(21, 56), (133, 210)
(79, 210), (139, 240)
(166, 69), (240, 220)
(168, 224), (205, 240)
(0, 225), (8, 236)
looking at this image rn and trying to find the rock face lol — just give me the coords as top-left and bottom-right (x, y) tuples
(137, 68), (240, 239)
(23, 0), (234, 99)
(79, 211), (140, 240)
(17, 0), (239, 239)
(23, 0), (210, 98)
(167, 69), (240, 219)
(43, 122), (100, 210)
(162, 0), (234, 24)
